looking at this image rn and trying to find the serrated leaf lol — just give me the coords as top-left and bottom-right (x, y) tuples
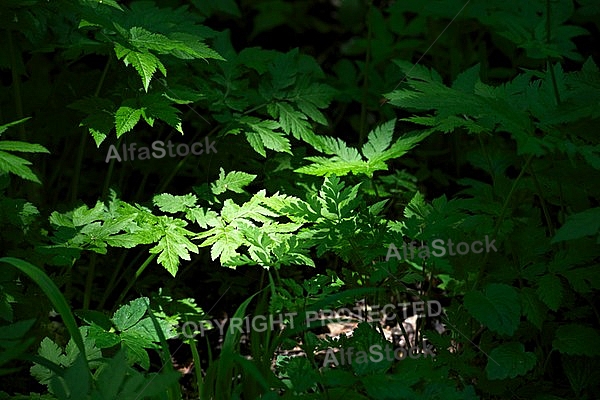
(115, 43), (165, 91)
(0, 117), (30, 136)
(30, 337), (65, 386)
(120, 331), (151, 369)
(464, 283), (521, 336)
(486, 342), (537, 380)
(296, 99), (327, 125)
(149, 219), (198, 276)
(0, 141), (49, 153)
(0, 150), (42, 183)
(153, 193), (197, 213)
(376, 129), (432, 163)
(115, 106), (143, 137)
(167, 32), (225, 61)
(519, 287), (546, 329)
(129, 27), (173, 53)
(72, 201), (105, 227)
(202, 225), (244, 263)
(536, 274), (563, 311)
(88, 324), (120, 348)
(552, 208), (600, 243)
(140, 93), (183, 133)
(240, 117), (290, 156)
(187, 207), (219, 229)
(296, 120), (429, 177)
(211, 168), (257, 195)
(270, 102), (313, 140)
(362, 119), (395, 160)
(112, 297), (149, 331)
(129, 317), (177, 342)
(553, 324), (600, 356)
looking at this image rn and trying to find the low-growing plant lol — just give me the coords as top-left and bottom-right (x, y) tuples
(1, 0), (599, 398)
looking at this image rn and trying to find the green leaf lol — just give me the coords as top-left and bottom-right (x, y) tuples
(0, 117), (30, 136)
(0, 138), (48, 183)
(464, 283), (521, 336)
(202, 224), (244, 264)
(361, 119), (395, 161)
(139, 94), (183, 133)
(115, 106), (143, 137)
(519, 287), (546, 330)
(268, 102), (317, 145)
(61, 353), (90, 399)
(87, 324), (120, 348)
(238, 117), (290, 157)
(75, 310), (113, 331)
(0, 151), (42, 183)
(296, 120), (430, 177)
(149, 218), (198, 276)
(129, 27), (173, 53)
(486, 342), (536, 380)
(552, 207), (600, 243)
(95, 350), (128, 398)
(295, 136), (363, 176)
(69, 97), (116, 146)
(187, 207), (219, 229)
(30, 337), (65, 386)
(375, 129), (432, 163)
(536, 274), (563, 311)
(129, 317), (177, 342)
(0, 319), (35, 340)
(211, 168), (257, 195)
(112, 297), (149, 331)
(553, 324), (600, 356)
(115, 44), (166, 92)
(0, 258), (88, 371)
(120, 331), (152, 369)
(0, 141), (49, 153)
(153, 193), (197, 213)
(72, 201), (106, 227)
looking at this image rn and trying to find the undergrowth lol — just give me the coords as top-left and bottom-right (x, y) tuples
(0, 0), (599, 399)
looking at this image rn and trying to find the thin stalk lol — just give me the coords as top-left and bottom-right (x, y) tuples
(114, 253), (157, 307)
(98, 250), (129, 309)
(156, 124), (220, 193)
(359, 1), (374, 147)
(547, 62), (561, 105)
(6, 30), (25, 139)
(545, 0), (562, 105)
(83, 254), (97, 310)
(102, 136), (122, 199)
(72, 56), (111, 203)
(471, 154), (534, 290)
(70, 132), (88, 203)
(528, 163), (555, 237)
(133, 170), (150, 202)
(188, 335), (204, 395)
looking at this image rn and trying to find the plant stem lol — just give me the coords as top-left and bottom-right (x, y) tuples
(359, 1), (374, 147)
(98, 250), (129, 309)
(114, 253), (157, 307)
(83, 254), (97, 310)
(102, 136), (122, 199)
(545, 0), (561, 106)
(156, 125), (220, 193)
(6, 30), (25, 139)
(72, 56), (111, 203)
(188, 334), (204, 395)
(471, 154), (534, 290)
